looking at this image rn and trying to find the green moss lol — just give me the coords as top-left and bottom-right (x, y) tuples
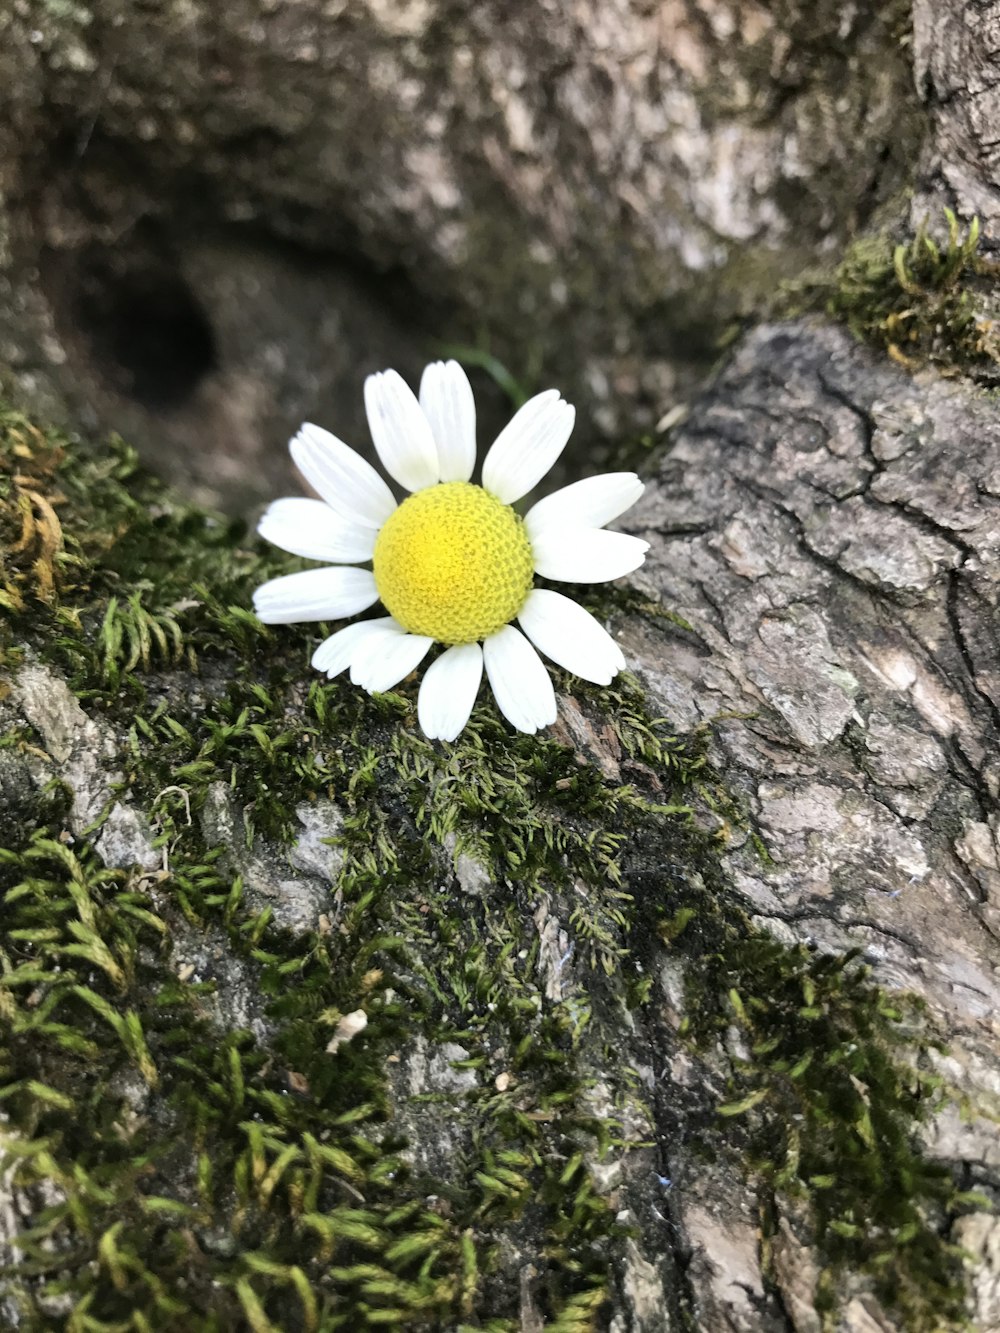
(0, 405), (981, 1329)
(792, 210), (1000, 376)
(683, 932), (972, 1329)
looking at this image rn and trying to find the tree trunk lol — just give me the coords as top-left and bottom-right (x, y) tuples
(624, 317), (1000, 1328)
(1, 0), (921, 508)
(2, 2), (1000, 1331)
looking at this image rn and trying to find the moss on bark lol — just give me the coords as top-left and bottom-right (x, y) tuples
(0, 407), (977, 1329)
(782, 210), (1000, 380)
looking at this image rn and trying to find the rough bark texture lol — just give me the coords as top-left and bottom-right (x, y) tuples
(912, 0), (1000, 242)
(0, 0), (921, 508)
(625, 320), (1000, 1326)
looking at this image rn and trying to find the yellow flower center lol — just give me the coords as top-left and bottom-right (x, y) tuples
(373, 481), (535, 644)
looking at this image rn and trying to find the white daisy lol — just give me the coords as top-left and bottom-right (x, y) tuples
(253, 362), (648, 741)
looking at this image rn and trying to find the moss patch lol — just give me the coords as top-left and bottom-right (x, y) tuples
(790, 210), (1000, 378)
(682, 931), (975, 1328)
(0, 406), (980, 1329)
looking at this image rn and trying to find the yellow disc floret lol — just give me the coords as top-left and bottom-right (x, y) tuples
(373, 482), (534, 644)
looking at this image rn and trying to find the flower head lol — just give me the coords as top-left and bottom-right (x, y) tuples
(253, 362), (648, 741)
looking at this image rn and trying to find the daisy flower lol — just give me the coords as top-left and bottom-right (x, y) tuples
(253, 361), (648, 741)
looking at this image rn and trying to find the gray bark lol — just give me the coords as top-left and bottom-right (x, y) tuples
(625, 319), (1000, 1328)
(912, 0), (1000, 242)
(1, 0), (919, 508)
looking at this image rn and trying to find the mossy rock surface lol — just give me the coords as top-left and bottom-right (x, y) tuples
(2, 339), (996, 1331)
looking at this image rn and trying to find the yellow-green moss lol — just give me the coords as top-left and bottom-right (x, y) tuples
(790, 210), (1000, 377)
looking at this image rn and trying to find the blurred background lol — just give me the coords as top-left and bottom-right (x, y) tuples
(0, 2), (923, 512)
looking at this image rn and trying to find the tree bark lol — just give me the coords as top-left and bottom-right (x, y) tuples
(2, 1), (1000, 1330)
(911, 0), (1000, 242)
(1, 0), (920, 508)
(624, 318), (1000, 1327)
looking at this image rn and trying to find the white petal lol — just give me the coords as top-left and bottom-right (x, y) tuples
(311, 617), (397, 677)
(482, 625), (557, 735)
(481, 390), (576, 504)
(350, 628), (434, 693)
(290, 424), (397, 530)
(258, 497), (376, 564)
(417, 643), (484, 741)
(364, 369), (440, 493)
(253, 568), (378, 624)
(524, 473), (644, 542)
(342, 619), (404, 677)
(517, 589), (625, 686)
(419, 360), (477, 483)
(531, 529), (649, 583)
